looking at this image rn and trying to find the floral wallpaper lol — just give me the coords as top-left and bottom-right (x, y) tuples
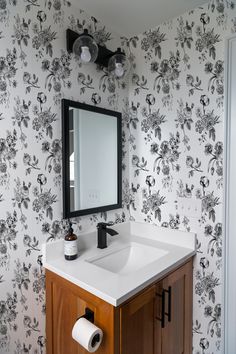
(0, 0), (235, 353)
(124, 0), (236, 353)
(0, 1), (129, 353)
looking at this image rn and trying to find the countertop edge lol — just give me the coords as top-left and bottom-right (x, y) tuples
(44, 250), (196, 307)
(115, 250), (195, 306)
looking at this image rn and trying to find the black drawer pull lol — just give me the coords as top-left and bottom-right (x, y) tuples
(166, 286), (171, 323)
(156, 286), (172, 328)
(162, 289), (166, 328)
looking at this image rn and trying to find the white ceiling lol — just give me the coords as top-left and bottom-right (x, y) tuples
(75, 0), (208, 36)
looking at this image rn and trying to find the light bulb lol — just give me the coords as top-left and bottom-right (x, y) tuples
(80, 46), (91, 63)
(114, 62), (124, 78)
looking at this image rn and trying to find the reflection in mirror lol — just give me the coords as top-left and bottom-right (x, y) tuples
(69, 108), (118, 211)
(62, 99), (122, 218)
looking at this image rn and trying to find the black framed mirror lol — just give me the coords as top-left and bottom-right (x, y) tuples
(62, 99), (122, 218)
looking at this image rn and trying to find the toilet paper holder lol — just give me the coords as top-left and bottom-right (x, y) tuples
(77, 308), (101, 348)
(79, 308), (95, 323)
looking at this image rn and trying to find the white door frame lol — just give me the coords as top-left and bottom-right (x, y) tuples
(224, 35), (236, 354)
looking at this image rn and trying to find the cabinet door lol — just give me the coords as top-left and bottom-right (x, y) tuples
(160, 260), (193, 354)
(120, 285), (157, 354)
(46, 270), (118, 354)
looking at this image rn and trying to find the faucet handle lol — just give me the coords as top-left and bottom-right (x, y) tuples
(97, 222), (114, 229)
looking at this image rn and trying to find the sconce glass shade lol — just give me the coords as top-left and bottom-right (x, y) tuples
(108, 48), (130, 79)
(73, 29), (98, 64)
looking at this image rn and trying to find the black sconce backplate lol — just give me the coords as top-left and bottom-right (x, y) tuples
(66, 29), (114, 68)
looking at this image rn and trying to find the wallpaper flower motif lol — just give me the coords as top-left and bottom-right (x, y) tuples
(12, 177), (31, 228)
(0, 130), (17, 186)
(175, 17), (194, 69)
(141, 27), (166, 61)
(141, 94), (166, 140)
(151, 50), (181, 107)
(32, 92), (57, 141)
(0, 49), (17, 106)
(0, 292), (18, 350)
(32, 11), (57, 58)
(142, 189), (166, 222)
(195, 13), (221, 61)
(12, 14), (30, 65)
(0, 211), (18, 270)
(12, 97), (31, 148)
(175, 99), (194, 151)
(23, 71), (40, 94)
(204, 223), (222, 269)
(151, 133), (181, 176)
(42, 51), (72, 102)
(195, 95), (220, 142)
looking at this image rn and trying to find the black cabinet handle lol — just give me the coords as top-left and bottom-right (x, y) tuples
(156, 286), (172, 328)
(166, 286), (171, 323)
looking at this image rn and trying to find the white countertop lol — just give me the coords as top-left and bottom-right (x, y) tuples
(43, 221), (196, 306)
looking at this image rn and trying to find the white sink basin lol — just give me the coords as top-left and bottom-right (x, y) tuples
(86, 242), (169, 275)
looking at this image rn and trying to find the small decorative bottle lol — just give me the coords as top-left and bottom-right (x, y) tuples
(64, 222), (78, 261)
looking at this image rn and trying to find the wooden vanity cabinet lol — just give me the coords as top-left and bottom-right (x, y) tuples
(120, 260), (193, 354)
(46, 270), (119, 354)
(46, 258), (193, 354)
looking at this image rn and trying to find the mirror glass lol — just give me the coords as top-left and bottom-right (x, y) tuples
(62, 99), (122, 218)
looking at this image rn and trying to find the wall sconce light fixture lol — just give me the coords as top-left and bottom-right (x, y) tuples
(67, 29), (130, 79)
(72, 29), (98, 64)
(107, 47), (130, 79)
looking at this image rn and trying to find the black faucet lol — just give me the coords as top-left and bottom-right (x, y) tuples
(97, 222), (118, 249)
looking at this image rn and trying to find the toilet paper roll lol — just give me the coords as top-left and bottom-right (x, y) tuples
(72, 317), (103, 353)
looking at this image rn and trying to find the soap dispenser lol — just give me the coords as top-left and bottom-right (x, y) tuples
(64, 222), (78, 260)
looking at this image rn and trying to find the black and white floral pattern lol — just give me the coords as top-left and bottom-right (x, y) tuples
(0, 2), (129, 353)
(0, 0), (235, 353)
(127, 1), (235, 353)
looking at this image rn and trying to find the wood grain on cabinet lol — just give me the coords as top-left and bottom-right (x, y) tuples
(161, 260), (193, 354)
(46, 270), (119, 354)
(120, 285), (156, 354)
